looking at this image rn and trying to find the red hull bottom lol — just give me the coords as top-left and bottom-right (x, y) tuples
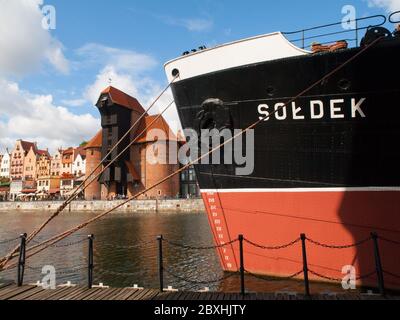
(201, 189), (400, 290)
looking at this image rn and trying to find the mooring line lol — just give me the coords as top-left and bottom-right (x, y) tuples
(0, 78), (178, 269)
(0, 36), (385, 271)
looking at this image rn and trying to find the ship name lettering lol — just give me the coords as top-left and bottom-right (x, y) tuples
(258, 97), (366, 121)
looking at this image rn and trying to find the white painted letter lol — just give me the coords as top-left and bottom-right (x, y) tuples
(258, 104), (270, 121)
(274, 103), (287, 121)
(292, 102), (305, 120)
(330, 99), (345, 119)
(351, 98), (366, 118)
(310, 100), (324, 119)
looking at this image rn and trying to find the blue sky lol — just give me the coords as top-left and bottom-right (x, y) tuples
(0, 0), (398, 153)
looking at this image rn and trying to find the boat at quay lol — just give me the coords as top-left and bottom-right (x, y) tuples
(164, 13), (400, 290)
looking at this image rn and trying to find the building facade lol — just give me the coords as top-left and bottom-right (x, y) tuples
(60, 173), (75, 197)
(180, 166), (200, 198)
(51, 149), (62, 177)
(0, 152), (10, 179)
(10, 140), (36, 181)
(24, 147), (38, 181)
(84, 131), (102, 200)
(61, 148), (74, 176)
(36, 152), (60, 197)
(84, 86), (180, 200)
(72, 148), (86, 177)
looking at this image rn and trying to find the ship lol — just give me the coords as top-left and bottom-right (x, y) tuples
(164, 13), (400, 290)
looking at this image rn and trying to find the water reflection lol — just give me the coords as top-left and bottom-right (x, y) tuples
(0, 211), (347, 293)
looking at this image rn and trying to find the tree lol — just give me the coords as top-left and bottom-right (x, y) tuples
(79, 141), (88, 147)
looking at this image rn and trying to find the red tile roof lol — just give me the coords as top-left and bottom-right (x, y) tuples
(135, 115), (178, 143)
(20, 140), (37, 154)
(85, 130), (102, 149)
(100, 86), (146, 114)
(37, 149), (50, 158)
(60, 173), (74, 179)
(63, 147), (74, 155)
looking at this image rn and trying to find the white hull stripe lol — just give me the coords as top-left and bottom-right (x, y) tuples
(201, 187), (400, 193)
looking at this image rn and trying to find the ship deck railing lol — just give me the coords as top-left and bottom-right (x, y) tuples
(282, 13), (393, 50)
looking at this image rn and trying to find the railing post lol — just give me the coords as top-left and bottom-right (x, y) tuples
(17, 233), (27, 287)
(88, 234), (94, 289)
(239, 235), (245, 297)
(371, 232), (385, 296)
(302, 30), (305, 49)
(300, 234), (311, 298)
(157, 235), (164, 292)
(355, 19), (359, 46)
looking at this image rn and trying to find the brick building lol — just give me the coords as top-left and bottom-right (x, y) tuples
(84, 131), (102, 200)
(84, 86), (180, 200)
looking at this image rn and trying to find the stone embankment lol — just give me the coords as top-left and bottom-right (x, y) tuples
(0, 199), (205, 213)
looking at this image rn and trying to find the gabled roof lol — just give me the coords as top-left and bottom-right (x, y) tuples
(135, 115), (178, 143)
(99, 86), (146, 114)
(85, 130), (102, 149)
(63, 147), (74, 155)
(37, 149), (50, 158)
(19, 140), (37, 154)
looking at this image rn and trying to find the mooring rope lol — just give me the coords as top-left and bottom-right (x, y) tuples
(0, 100), (175, 267)
(0, 36), (385, 271)
(0, 77), (178, 269)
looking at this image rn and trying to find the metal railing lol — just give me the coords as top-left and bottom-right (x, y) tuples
(1, 231), (400, 297)
(282, 14), (387, 49)
(389, 10), (400, 24)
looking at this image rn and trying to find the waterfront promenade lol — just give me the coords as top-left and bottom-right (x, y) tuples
(0, 282), (395, 300)
(0, 199), (205, 213)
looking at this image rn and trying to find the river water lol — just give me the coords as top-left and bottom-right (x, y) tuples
(0, 210), (346, 293)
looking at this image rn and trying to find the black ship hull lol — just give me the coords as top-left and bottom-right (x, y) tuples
(169, 38), (400, 289)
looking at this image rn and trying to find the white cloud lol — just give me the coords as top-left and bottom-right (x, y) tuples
(60, 99), (87, 107)
(0, 79), (99, 153)
(0, 0), (69, 76)
(157, 15), (214, 32)
(76, 44), (157, 73)
(367, 0), (400, 12)
(82, 65), (182, 133)
(180, 18), (214, 32)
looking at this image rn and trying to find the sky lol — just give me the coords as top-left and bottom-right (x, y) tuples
(0, 0), (399, 154)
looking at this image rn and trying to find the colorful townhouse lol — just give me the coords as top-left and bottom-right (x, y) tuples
(0, 151), (10, 179)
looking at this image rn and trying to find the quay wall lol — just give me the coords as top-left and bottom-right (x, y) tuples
(0, 199), (206, 213)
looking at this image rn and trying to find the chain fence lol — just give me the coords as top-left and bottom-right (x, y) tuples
(245, 269), (303, 282)
(379, 237), (400, 246)
(244, 237), (301, 250)
(2, 232), (400, 295)
(306, 236), (372, 249)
